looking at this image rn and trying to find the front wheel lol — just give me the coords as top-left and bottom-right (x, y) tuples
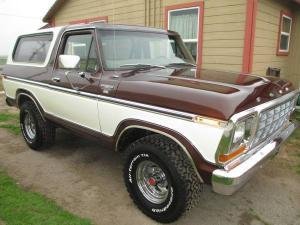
(122, 134), (202, 223)
(20, 101), (55, 150)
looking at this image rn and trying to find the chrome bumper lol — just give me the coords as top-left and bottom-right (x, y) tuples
(212, 121), (297, 195)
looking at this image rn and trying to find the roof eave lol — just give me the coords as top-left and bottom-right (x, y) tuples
(43, 0), (65, 22)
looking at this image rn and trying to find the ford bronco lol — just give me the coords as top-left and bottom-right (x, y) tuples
(1, 22), (299, 223)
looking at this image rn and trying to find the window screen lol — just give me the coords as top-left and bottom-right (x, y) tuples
(13, 34), (52, 63)
(169, 8), (199, 60)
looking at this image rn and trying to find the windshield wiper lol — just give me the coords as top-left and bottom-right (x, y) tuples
(119, 64), (166, 69)
(165, 62), (196, 68)
(119, 64), (166, 77)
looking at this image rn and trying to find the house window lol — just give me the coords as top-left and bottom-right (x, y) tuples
(168, 7), (199, 60)
(277, 12), (293, 55)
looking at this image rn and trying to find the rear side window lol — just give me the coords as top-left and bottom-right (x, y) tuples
(13, 33), (53, 64)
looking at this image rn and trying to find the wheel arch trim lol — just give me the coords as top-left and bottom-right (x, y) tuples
(16, 89), (46, 121)
(115, 122), (205, 183)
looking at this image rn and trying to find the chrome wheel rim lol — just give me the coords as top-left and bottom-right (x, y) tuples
(136, 160), (169, 204)
(24, 111), (36, 139)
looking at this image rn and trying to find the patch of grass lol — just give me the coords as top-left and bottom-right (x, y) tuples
(0, 124), (21, 135)
(287, 128), (300, 146)
(0, 113), (19, 122)
(286, 110), (300, 146)
(0, 170), (92, 225)
(0, 112), (20, 135)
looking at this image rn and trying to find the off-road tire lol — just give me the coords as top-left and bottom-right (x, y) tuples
(20, 101), (55, 150)
(122, 134), (202, 223)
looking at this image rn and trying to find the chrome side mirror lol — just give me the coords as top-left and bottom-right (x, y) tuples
(59, 55), (80, 69)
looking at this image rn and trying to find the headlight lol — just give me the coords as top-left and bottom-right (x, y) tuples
(218, 115), (257, 164)
(230, 116), (256, 153)
(233, 122), (245, 144)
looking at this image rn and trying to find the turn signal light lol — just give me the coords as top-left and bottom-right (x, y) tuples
(218, 144), (246, 163)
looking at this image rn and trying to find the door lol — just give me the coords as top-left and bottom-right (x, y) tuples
(48, 30), (102, 132)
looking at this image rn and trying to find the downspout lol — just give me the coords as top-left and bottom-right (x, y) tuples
(242, 0), (258, 74)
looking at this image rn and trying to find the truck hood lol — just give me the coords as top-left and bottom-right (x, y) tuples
(115, 68), (295, 120)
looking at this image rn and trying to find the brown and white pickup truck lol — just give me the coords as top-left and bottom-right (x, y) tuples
(1, 22), (299, 223)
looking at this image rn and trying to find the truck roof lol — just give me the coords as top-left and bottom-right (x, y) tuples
(7, 22), (172, 68)
(69, 22), (169, 34)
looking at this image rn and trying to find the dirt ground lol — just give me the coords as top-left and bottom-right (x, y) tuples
(0, 95), (299, 225)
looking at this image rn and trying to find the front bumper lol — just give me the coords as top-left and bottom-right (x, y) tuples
(212, 121), (297, 195)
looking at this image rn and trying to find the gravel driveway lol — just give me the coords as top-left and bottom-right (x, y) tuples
(0, 95), (299, 225)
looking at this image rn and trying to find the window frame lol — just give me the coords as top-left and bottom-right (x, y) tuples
(55, 29), (102, 73)
(12, 32), (53, 65)
(97, 29), (194, 71)
(277, 10), (293, 56)
(165, 1), (204, 66)
(167, 7), (200, 44)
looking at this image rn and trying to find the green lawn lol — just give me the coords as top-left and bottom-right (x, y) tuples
(286, 110), (300, 174)
(0, 111), (92, 224)
(0, 171), (92, 225)
(0, 112), (20, 135)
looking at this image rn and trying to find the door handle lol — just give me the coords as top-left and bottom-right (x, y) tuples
(52, 77), (61, 83)
(100, 84), (114, 94)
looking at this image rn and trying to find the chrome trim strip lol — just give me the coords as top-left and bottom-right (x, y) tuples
(223, 118), (296, 171)
(230, 90), (299, 123)
(115, 125), (204, 183)
(212, 121), (297, 195)
(215, 90), (299, 166)
(16, 93), (46, 121)
(5, 76), (197, 121)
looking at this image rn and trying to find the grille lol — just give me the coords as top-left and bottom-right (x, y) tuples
(252, 97), (296, 146)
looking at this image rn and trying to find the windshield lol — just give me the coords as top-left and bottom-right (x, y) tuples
(98, 30), (195, 70)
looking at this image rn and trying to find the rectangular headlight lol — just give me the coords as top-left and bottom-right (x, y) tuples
(218, 115), (257, 164)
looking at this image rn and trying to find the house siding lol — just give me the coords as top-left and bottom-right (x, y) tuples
(54, 0), (146, 26)
(49, 0), (300, 85)
(287, 10), (300, 88)
(252, 0), (293, 77)
(202, 0), (246, 72)
(52, 0), (247, 72)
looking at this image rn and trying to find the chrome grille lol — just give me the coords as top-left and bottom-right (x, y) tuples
(252, 97), (296, 146)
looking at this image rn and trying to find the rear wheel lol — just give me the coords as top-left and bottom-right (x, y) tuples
(122, 134), (202, 223)
(20, 101), (55, 150)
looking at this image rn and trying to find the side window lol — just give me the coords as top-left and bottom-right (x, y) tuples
(13, 34), (52, 63)
(62, 33), (98, 72)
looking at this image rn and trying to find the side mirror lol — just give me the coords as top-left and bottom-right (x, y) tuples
(59, 55), (80, 69)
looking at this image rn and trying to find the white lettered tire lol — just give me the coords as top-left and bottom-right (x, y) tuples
(122, 134), (202, 223)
